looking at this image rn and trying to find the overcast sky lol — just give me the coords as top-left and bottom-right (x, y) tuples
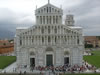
(0, 0), (100, 37)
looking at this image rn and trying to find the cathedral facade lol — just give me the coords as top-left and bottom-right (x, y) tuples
(15, 1), (84, 69)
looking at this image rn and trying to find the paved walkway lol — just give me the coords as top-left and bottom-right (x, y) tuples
(2, 62), (17, 73)
(1, 61), (100, 74)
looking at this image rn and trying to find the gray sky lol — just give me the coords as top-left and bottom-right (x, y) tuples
(0, 0), (100, 37)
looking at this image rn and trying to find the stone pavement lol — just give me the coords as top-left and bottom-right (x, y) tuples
(2, 62), (17, 73)
(1, 61), (100, 74)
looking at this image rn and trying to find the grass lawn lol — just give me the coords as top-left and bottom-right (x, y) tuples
(63, 73), (100, 75)
(83, 50), (100, 68)
(0, 56), (16, 69)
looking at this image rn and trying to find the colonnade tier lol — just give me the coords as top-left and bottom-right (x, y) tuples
(36, 15), (62, 25)
(18, 34), (82, 46)
(19, 25), (80, 36)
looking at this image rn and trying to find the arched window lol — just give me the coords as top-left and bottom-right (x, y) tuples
(40, 16), (42, 24)
(20, 39), (22, 45)
(44, 8), (46, 12)
(38, 10), (40, 13)
(65, 36), (67, 42)
(77, 36), (79, 44)
(55, 9), (57, 12)
(47, 7), (48, 13)
(52, 8), (54, 12)
(50, 16), (51, 24)
(41, 9), (43, 13)
(49, 7), (51, 12)
(54, 28), (57, 33)
(55, 36), (57, 43)
(41, 28), (44, 34)
(47, 16), (48, 24)
(43, 16), (45, 24)
(53, 16), (55, 24)
(48, 36), (51, 43)
(42, 37), (44, 43)
(56, 16), (58, 24)
(48, 26), (50, 33)
(32, 38), (34, 43)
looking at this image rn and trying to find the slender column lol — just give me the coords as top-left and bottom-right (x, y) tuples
(72, 35), (74, 45)
(73, 36), (74, 45)
(46, 16), (48, 24)
(25, 37), (27, 45)
(55, 16), (56, 24)
(54, 36), (55, 45)
(27, 36), (29, 45)
(51, 16), (53, 24)
(69, 36), (71, 45)
(24, 36), (26, 46)
(50, 36), (52, 45)
(39, 36), (41, 45)
(29, 36), (31, 45)
(63, 27), (64, 34)
(45, 36), (47, 45)
(35, 36), (37, 45)
(34, 36), (36, 45)
(57, 36), (58, 44)
(47, 36), (48, 45)
(51, 36), (53, 45)
(21, 36), (23, 46)
(32, 36), (33, 45)
(74, 36), (75, 45)
(41, 16), (42, 24)
(30, 36), (32, 45)
(57, 26), (58, 34)
(38, 36), (39, 45)
(35, 36), (38, 45)
(27, 36), (28, 45)
(45, 16), (47, 24)
(43, 36), (44, 45)
(66, 36), (68, 45)
(38, 16), (39, 24)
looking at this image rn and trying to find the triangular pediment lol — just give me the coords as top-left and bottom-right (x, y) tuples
(35, 3), (63, 14)
(37, 3), (61, 10)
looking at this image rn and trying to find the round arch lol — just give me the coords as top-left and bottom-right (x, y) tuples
(45, 47), (53, 52)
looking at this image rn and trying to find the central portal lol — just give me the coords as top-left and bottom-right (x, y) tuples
(64, 57), (69, 65)
(46, 54), (53, 66)
(30, 58), (35, 67)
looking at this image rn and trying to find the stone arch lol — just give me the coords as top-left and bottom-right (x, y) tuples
(29, 48), (35, 55)
(30, 51), (35, 55)
(64, 48), (70, 55)
(64, 51), (69, 55)
(64, 48), (70, 65)
(46, 47), (53, 52)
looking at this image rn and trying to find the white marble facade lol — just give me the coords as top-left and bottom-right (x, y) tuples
(15, 1), (84, 69)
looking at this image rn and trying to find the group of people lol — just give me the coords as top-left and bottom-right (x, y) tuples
(30, 62), (97, 73)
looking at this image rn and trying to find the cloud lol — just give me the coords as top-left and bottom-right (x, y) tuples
(0, 0), (100, 38)
(63, 0), (100, 36)
(0, 8), (34, 31)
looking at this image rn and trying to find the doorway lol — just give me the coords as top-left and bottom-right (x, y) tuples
(46, 54), (53, 66)
(30, 58), (35, 67)
(64, 57), (69, 65)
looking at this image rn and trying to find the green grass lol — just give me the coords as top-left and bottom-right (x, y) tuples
(0, 56), (16, 69)
(83, 50), (100, 68)
(63, 73), (100, 75)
